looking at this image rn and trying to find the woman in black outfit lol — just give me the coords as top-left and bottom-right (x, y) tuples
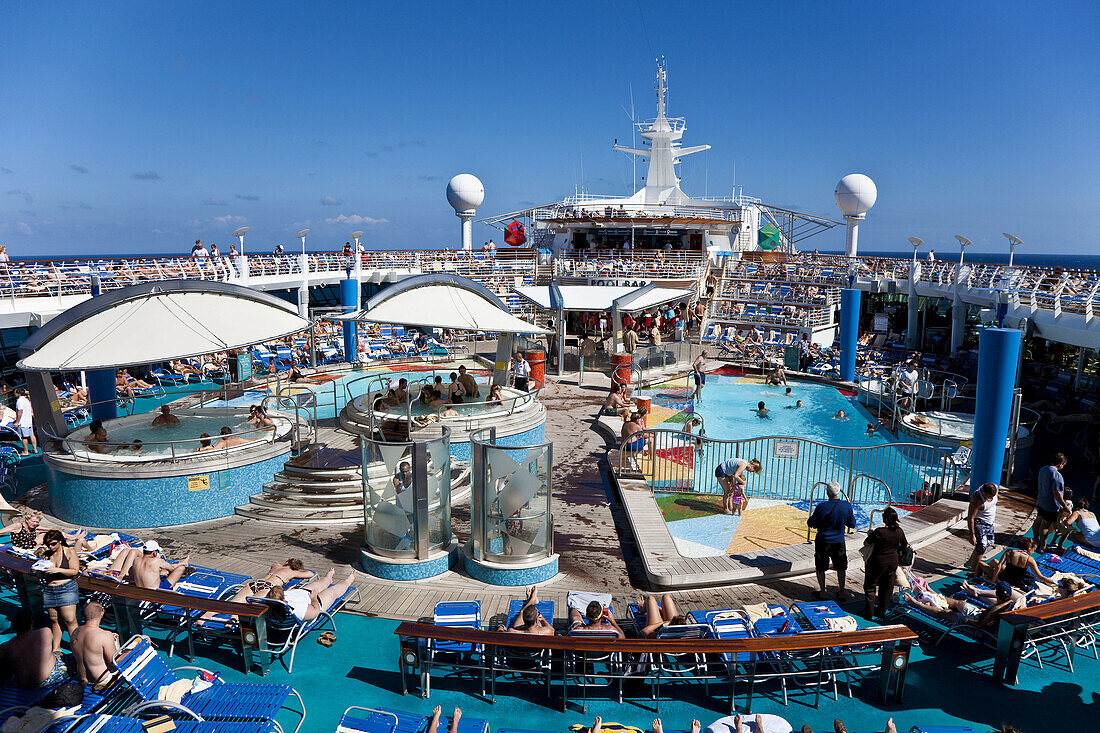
(863, 507), (908, 619)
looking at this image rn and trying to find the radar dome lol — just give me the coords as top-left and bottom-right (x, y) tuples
(446, 174), (485, 215)
(834, 174), (877, 218)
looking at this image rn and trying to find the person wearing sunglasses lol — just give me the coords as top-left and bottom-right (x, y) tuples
(38, 529), (80, 653)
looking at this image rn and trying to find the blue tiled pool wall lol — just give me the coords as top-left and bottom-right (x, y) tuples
(448, 423), (546, 463)
(359, 545), (458, 580)
(46, 451), (288, 529)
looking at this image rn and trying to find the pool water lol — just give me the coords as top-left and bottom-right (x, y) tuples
(689, 375), (890, 446)
(103, 412), (256, 456)
(638, 375), (958, 508)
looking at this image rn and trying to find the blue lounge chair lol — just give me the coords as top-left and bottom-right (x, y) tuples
(421, 601), (484, 697)
(111, 636), (305, 733)
(58, 714), (280, 733)
(335, 707), (423, 733)
(489, 600), (556, 700)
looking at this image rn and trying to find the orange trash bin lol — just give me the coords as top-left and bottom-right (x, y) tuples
(524, 350), (546, 387)
(611, 351), (632, 387)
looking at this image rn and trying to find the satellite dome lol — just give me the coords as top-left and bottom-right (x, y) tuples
(834, 174), (877, 218)
(446, 174), (485, 214)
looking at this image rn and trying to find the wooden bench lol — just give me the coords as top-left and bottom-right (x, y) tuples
(993, 590), (1100, 685)
(0, 551), (272, 675)
(395, 620), (918, 712)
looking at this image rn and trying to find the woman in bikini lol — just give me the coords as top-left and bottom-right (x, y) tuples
(978, 536), (1058, 595)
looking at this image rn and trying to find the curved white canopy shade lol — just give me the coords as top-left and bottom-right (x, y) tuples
(18, 280), (311, 371)
(342, 274), (551, 335)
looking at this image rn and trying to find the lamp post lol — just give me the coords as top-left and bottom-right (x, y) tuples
(954, 235), (971, 267)
(1003, 233), (1022, 268)
(296, 228), (310, 256)
(295, 229), (311, 318)
(908, 237), (923, 264)
(232, 226), (249, 256)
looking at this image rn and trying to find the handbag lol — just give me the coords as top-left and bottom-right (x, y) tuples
(898, 544), (915, 566)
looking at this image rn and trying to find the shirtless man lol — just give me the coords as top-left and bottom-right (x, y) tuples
(601, 383), (634, 420)
(71, 602), (120, 688)
(621, 411), (647, 453)
(456, 366), (480, 399)
(568, 600), (624, 638)
(215, 426), (248, 448)
(690, 351), (707, 401)
(0, 610), (67, 689)
(87, 420), (111, 454)
(151, 405), (180, 426)
(129, 540), (190, 590)
(496, 586), (554, 635)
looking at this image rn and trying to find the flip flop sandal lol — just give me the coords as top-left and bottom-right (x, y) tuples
(317, 635), (333, 647)
(319, 631), (336, 642)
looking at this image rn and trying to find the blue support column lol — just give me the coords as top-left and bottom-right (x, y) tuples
(839, 288), (861, 382)
(87, 275), (117, 421)
(970, 327), (1022, 488)
(340, 278), (359, 362)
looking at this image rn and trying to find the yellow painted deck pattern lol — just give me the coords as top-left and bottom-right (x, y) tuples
(726, 503), (813, 554)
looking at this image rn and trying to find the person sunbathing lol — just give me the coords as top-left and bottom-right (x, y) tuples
(621, 411), (647, 453)
(497, 586), (554, 635)
(127, 541), (191, 590)
(267, 568), (357, 622)
(170, 359), (201, 376)
(71, 602), (120, 689)
(976, 537), (1057, 592)
(120, 369), (154, 390)
(900, 580), (1013, 628)
(568, 600), (624, 637)
(651, 718), (701, 733)
(0, 610), (67, 689)
(636, 594), (689, 638)
(426, 707), (463, 733)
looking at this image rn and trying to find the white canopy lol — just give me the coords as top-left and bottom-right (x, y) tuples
(18, 280), (311, 371)
(513, 285), (693, 313)
(342, 274), (551, 335)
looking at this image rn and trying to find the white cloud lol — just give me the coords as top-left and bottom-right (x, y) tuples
(15, 222), (33, 235)
(323, 213), (388, 226)
(212, 215), (246, 227)
(319, 195), (342, 206)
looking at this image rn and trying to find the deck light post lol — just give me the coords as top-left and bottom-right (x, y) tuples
(908, 237), (923, 264)
(954, 235), (972, 267)
(232, 226), (249, 256)
(1003, 233), (1022, 268)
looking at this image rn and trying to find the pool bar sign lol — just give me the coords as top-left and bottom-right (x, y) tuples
(773, 441), (800, 459)
(187, 475), (211, 492)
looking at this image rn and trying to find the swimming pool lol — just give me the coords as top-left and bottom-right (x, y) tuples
(635, 374), (961, 505)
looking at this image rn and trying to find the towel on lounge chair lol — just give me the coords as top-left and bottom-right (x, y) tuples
(88, 533), (122, 552)
(1075, 545), (1100, 562)
(157, 679), (192, 704)
(742, 603), (770, 624)
(0, 706), (79, 733)
(823, 616), (858, 633)
(566, 592), (612, 613)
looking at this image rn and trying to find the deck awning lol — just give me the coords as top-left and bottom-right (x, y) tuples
(340, 273), (551, 335)
(512, 284), (693, 313)
(17, 280), (311, 371)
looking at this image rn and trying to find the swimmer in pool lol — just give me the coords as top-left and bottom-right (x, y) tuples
(193, 433), (215, 453)
(787, 400), (804, 409)
(866, 422), (878, 435)
(753, 401), (770, 416)
(784, 387), (793, 397)
(121, 440), (143, 454)
(151, 405), (180, 426)
(834, 409), (847, 420)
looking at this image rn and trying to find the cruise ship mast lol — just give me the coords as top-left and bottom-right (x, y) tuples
(612, 57), (711, 206)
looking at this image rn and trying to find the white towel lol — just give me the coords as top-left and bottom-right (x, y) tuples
(705, 713), (793, 733)
(1, 706), (78, 733)
(824, 616), (858, 633)
(157, 679), (192, 704)
(567, 592), (612, 613)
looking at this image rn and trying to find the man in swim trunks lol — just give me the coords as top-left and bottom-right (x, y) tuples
(129, 540), (190, 590)
(601, 383), (634, 420)
(497, 585), (554, 635)
(690, 352), (707, 401)
(0, 610), (66, 689)
(1034, 452), (1070, 551)
(87, 420), (111, 454)
(71, 602), (120, 688)
(568, 600), (624, 638)
(151, 405), (180, 426)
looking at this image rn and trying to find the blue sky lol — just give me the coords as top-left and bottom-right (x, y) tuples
(1, 1), (1097, 257)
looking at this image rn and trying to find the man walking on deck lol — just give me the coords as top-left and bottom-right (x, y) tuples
(1035, 453), (1070, 551)
(966, 482), (999, 571)
(808, 481), (857, 600)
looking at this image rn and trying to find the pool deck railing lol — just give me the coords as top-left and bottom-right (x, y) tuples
(394, 619), (918, 712)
